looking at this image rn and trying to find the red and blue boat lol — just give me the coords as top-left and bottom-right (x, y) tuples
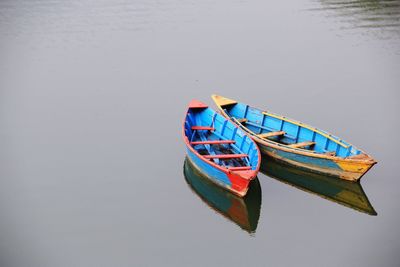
(212, 95), (377, 181)
(182, 100), (261, 197)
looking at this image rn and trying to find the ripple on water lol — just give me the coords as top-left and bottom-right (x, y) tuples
(309, 1), (400, 36)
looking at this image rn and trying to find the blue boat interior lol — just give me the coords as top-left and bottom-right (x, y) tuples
(221, 103), (362, 158)
(184, 107), (259, 171)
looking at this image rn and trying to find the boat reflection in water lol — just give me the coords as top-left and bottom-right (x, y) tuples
(260, 156), (377, 215)
(184, 157), (262, 233)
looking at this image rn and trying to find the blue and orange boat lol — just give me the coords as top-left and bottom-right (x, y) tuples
(212, 95), (377, 181)
(182, 100), (261, 197)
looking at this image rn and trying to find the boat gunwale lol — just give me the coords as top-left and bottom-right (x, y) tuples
(182, 101), (261, 182)
(211, 95), (376, 165)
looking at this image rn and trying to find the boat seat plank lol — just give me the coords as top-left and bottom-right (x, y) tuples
(197, 131), (220, 165)
(191, 126), (215, 131)
(324, 151), (336, 156)
(257, 131), (286, 139)
(190, 140), (235, 145)
(288, 141), (316, 149)
(204, 154), (248, 159)
(227, 166), (252, 171)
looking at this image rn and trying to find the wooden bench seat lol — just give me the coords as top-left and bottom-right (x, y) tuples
(190, 140), (235, 145)
(227, 166), (252, 171)
(204, 154), (248, 159)
(288, 141), (316, 149)
(257, 131), (285, 139)
(191, 126), (214, 131)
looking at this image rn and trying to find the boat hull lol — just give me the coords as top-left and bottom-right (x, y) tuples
(211, 94), (376, 182)
(182, 99), (260, 197)
(186, 148), (252, 197)
(258, 142), (375, 181)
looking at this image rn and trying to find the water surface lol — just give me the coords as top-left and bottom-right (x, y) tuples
(0, 0), (399, 266)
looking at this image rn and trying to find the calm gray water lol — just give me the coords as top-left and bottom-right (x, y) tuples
(0, 0), (399, 266)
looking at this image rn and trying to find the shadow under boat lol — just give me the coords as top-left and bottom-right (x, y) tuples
(260, 156), (377, 215)
(183, 157), (262, 233)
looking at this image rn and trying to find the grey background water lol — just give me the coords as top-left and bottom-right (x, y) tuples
(0, 0), (399, 266)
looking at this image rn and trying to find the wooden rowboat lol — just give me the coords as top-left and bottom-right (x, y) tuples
(212, 95), (377, 181)
(182, 100), (261, 197)
(184, 157), (261, 233)
(260, 156), (376, 215)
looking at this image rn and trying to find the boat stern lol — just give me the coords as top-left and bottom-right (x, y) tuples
(227, 170), (257, 197)
(334, 154), (377, 181)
